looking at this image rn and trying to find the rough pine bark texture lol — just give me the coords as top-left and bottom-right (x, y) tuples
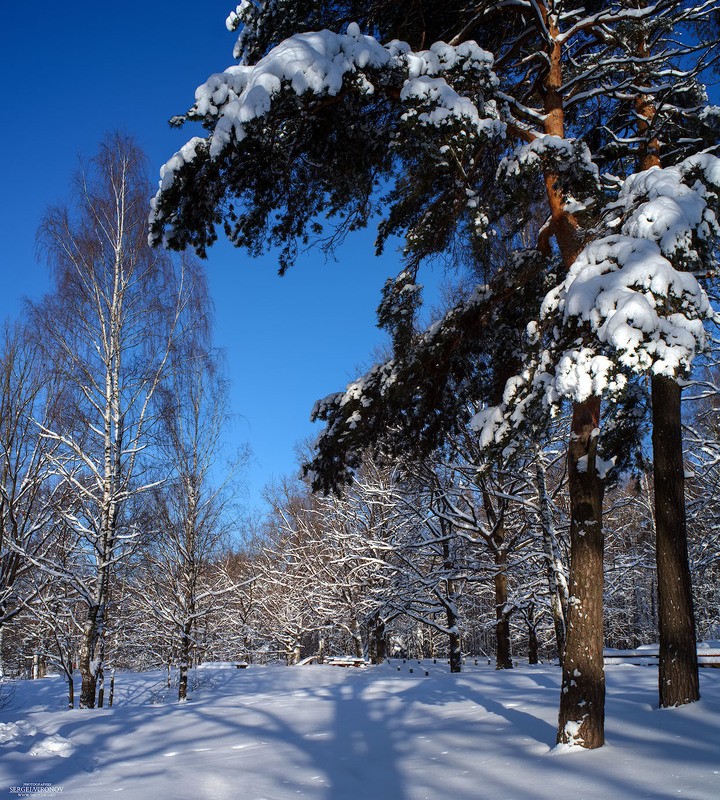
(652, 376), (700, 706)
(557, 396), (605, 748)
(636, 80), (701, 708)
(540, 8), (606, 747)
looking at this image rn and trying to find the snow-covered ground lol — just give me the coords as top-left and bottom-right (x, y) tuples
(1, 660), (719, 799)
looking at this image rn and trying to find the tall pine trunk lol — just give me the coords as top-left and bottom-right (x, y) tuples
(652, 376), (699, 706)
(634, 71), (701, 707)
(537, 7), (607, 747)
(557, 396), (605, 748)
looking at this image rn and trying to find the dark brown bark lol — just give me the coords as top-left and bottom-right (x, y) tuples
(178, 664), (188, 701)
(537, 9), (607, 743)
(448, 618), (462, 674)
(541, 13), (606, 743)
(369, 615), (387, 664)
(652, 375), (700, 706)
(97, 667), (105, 708)
(479, 485), (513, 671)
(557, 396), (606, 748)
(178, 622), (192, 701)
(79, 670), (97, 709)
(442, 537), (463, 674)
(634, 59), (700, 707)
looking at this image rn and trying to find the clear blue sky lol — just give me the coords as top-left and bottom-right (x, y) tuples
(0, 2), (441, 509)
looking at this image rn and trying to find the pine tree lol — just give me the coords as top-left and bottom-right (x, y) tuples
(152, 1), (719, 746)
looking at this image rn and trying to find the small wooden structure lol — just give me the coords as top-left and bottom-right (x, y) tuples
(325, 656), (368, 668)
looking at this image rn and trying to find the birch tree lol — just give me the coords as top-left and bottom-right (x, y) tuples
(36, 134), (186, 709)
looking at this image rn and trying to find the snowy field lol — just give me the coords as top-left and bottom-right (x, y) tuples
(1, 660), (719, 800)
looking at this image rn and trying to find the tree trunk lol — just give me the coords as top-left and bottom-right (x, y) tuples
(535, 10), (606, 747)
(178, 662), (188, 701)
(79, 665), (97, 708)
(351, 618), (363, 660)
(178, 623), (192, 701)
(68, 675), (74, 710)
(528, 608), (539, 666)
(536, 455), (569, 664)
(632, 27), (700, 708)
(652, 375), (699, 706)
(557, 396), (606, 749)
(494, 549), (513, 669)
(448, 618), (462, 674)
(370, 615), (387, 664)
(79, 604), (102, 709)
(97, 667), (105, 708)
(441, 535), (463, 673)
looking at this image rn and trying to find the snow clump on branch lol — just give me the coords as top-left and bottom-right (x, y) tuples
(472, 154), (720, 456)
(152, 24), (501, 202)
(547, 154), (720, 378)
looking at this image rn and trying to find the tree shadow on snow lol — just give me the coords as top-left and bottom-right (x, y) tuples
(4, 664), (719, 800)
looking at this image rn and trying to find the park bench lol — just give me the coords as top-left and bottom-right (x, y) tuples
(325, 656), (367, 668)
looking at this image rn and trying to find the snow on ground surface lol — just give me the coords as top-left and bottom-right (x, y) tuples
(1, 660), (719, 799)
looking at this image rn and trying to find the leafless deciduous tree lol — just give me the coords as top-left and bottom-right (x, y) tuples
(0, 322), (65, 678)
(135, 270), (248, 700)
(35, 134), (188, 708)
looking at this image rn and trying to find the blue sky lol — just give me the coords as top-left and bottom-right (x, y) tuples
(0, 2), (433, 509)
(11, 6), (710, 513)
